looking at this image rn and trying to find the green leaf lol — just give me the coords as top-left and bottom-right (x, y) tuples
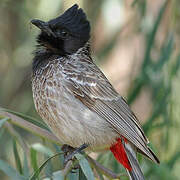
(131, 0), (138, 7)
(30, 148), (39, 179)
(53, 144), (64, 168)
(171, 54), (180, 78)
(135, 0), (146, 16)
(44, 154), (53, 178)
(0, 159), (26, 180)
(41, 141), (53, 178)
(79, 167), (88, 180)
(52, 170), (64, 180)
(0, 111), (61, 146)
(67, 170), (79, 180)
(127, 76), (145, 104)
(128, 0), (169, 105)
(31, 143), (54, 157)
(142, 0), (168, 69)
(23, 152), (30, 178)
(0, 117), (9, 128)
(0, 108), (49, 131)
(0, 128), (5, 138)
(143, 87), (170, 133)
(75, 153), (95, 180)
(13, 139), (23, 174)
(168, 152), (180, 169)
(153, 34), (174, 71)
(30, 152), (63, 180)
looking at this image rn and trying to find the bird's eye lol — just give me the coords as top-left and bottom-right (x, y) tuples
(57, 29), (69, 38)
(61, 30), (68, 36)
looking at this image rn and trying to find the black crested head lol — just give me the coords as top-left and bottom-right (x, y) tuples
(48, 4), (90, 40)
(31, 4), (90, 56)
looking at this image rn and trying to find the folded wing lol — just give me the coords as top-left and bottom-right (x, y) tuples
(62, 58), (159, 163)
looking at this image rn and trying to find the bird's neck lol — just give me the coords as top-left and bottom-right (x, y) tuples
(70, 41), (91, 57)
(32, 41), (91, 74)
(78, 41), (91, 54)
(32, 46), (63, 76)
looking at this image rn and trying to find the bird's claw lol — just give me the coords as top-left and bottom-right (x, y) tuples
(61, 144), (88, 168)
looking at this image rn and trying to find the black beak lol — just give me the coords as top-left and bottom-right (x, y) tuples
(31, 19), (56, 37)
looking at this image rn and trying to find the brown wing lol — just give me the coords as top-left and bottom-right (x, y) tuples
(62, 58), (159, 163)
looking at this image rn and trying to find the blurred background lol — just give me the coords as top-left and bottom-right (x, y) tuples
(0, 0), (180, 179)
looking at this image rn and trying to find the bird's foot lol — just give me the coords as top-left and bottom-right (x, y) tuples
(61, 144), (88, 168)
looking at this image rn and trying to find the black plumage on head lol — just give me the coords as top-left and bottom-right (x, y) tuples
(48, 4), (90, 40)
(32, 4), (91, 67)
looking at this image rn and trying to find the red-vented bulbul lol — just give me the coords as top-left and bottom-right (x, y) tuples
(31, 4), (159, 180)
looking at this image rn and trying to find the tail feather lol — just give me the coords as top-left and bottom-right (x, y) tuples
(110, 138), (145, 180)
(137, 147), (160, 164)
(124, 142), (145, 180)
(147, 147), (160, 164)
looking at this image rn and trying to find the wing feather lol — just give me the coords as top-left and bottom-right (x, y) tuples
(62, 59), (159, 163)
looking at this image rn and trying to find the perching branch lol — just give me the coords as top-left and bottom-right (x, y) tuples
(87, 156), (127, 179)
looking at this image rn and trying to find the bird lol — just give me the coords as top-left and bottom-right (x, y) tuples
(31, 4), (160, 180)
